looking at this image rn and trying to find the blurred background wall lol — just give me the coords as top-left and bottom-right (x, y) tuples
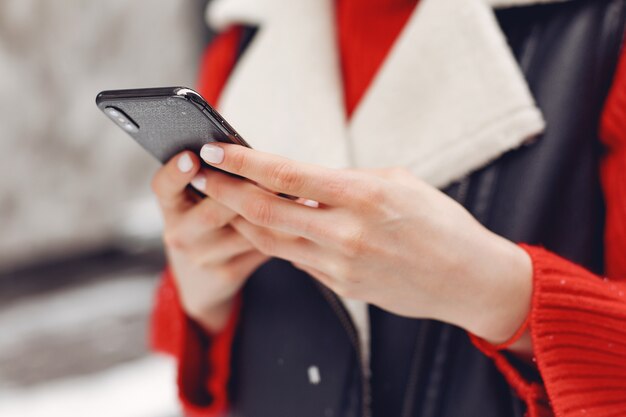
(0, 0), (209, 268)
(0, 1), (211, 416)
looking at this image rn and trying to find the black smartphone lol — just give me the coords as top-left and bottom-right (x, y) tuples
(95, 87), (250, 165)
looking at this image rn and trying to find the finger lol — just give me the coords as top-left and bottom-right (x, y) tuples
(188, 227), (256, 266)
(350, 167), (423, 190)
(151, 151), (201, 214)
(199, 143), (357, 205)
(230, 216), (321, 266)
(203, 169), (329, 241)
(175, 179), (239, 241)
(350, 167), (397, 181)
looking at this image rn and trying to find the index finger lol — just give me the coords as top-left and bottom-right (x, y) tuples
(199, 143), (351, 205)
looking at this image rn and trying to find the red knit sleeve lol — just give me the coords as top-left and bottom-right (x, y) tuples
(470, 48), (626, 417)
(151, 269), (240, 417)
(150, 26), (243, 417)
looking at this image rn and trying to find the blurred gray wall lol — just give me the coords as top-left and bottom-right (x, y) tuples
(0, 0), (209, 270)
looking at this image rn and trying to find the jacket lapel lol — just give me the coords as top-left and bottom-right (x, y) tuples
(348, 0), (545, 187)
(208, 0), (558, 187)
(210, 0), (351, 170)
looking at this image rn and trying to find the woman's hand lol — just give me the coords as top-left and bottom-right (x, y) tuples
(196, 143), (533, 344)
(151, 151), (268, 333)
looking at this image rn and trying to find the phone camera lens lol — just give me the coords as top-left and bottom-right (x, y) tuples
(123, 122), (139, 133)
(105, 107), (120, 118)
(104, 106), (139, 133)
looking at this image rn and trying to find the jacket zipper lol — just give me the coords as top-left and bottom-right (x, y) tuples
(400, 321), (432, 417)
(314, 281), (371, 417)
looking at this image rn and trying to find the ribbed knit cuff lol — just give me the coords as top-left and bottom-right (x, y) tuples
(150, 268), (240, 417)
(470, 244), (626, 417)
(467, 243), (548, 416)
(526, 245), (626, 417)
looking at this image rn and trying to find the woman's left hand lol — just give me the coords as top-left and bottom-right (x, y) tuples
(194, 143), (533, 344)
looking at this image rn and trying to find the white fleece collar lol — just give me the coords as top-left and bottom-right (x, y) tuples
(205, 0), (565, 380)
(206, 0), (560, 188)
(488, 0), (570, 6)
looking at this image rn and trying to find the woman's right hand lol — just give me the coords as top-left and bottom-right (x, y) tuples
(151, 151), (269, 333)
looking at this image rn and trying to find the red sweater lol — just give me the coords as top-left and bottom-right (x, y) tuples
(151, 2), (626, 416)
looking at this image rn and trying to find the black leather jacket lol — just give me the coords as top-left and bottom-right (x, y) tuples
(224, 2), (626, 416)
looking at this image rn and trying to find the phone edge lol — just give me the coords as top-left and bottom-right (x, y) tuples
(96, 87), (251, 148)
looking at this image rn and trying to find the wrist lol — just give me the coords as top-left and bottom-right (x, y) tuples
(187, 296), (237, 335)
(462, 234), (533, 344)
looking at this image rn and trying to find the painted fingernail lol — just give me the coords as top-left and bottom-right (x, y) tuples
(302, 199), (319, 208)
(191, 174), (206, 191)
(177, 153), (193, 173)
(200, 143), (224, 164)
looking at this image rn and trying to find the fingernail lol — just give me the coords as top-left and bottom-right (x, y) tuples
(200, 143), (224, 164)
(191, 174), (206, 191)
(177, 153), (193, 173)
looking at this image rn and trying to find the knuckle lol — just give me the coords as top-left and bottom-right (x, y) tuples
(358, 181), (385, 204)
(324, 176), (349, 200)
(243, 197), (274, 226)
(336, 225), (367, 258)
(229, 215), (246, 231)
(229, 149), (248, 174)
(270, 162), (304, 192)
